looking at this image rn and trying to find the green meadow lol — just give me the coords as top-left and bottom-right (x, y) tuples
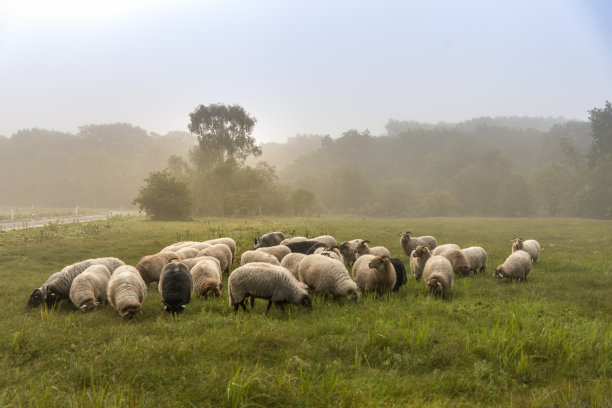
(0, 216), (610, 407)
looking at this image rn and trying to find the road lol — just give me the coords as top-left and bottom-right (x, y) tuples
(0, 211), (138, 231)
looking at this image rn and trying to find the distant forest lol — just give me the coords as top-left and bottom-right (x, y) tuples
(1, 113), (610, 219)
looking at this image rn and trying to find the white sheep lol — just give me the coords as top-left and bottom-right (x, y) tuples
(162, 241), (198, 252)
(352, 254), (396, 292)
(312, 235), (338, 248)
(205, 237), (237, 264)
(280, 236), (308, 245)
(228, 262), (311, 313)
(511, 238), (540, 262)
(353, 240), (391, 259)
(188, 242), (212, 251)
(432, 244), (461, 256)
(175, 247), (200, 260)
(198, 244), (232, 274)
(461, 246), (488, 274)
(240, 250), (281, 266)
(494, 250), (532, 281)
(298, 254), (360, 302)
(135, 251), (181, 286)
(190, 258), (223, 297)
(399, 231), (437, 257)
(422, 255), (454, 296)
(69, 264), (111, 312)
(409, 245), (432, 281)
(313, 246), (344, 262)
(180, 256), (217, 271)
(256, 245), (291, 262)
(280, 253), (307, 280)
(107, 265), (147, 318)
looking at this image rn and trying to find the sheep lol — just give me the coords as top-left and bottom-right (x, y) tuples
(240, 250), (281, 266)
(280, 236), (308, 245)
(409, 245), (432, 281)
(511, 238), (540, 262)
(422, 255), (454, 296)
(256, 245), (291, 262)
(253, 232), (286, 249)
(198, 244), (232, 274)
(313, 246), (344, 262)
(432, 243), (461, 256)
(461, 246), (488, 274)
(338, 239), (363, 265)
(188, 242), (212, 251)
(158, 262), (193, 313)
(69, 264), (111, 312)
(352, 255), (396, 293)
(399, 231), (437, 256)
(284, 240), (326, 254)
(494, 250), (532, 281)
(175, 247), (200, 260)
(353, 240), (391, 259)
(107, 265), (147, 318)
(205, 238), (237, 264)
(162, 241), (198, 252)
(135, 251), (181, 286)
(44, 257), (125, 306)
(280, 253), (307, 280)
(312, 235), (338, 248)
(180, 256), (217, 271)
(190, 258), (223, 297)
(28, 271), (62, 308)
(298, 254), (360, 302)
(389, 257), (408, 291)
(228, 262), (311, 313)
(443, 249), (471, 277)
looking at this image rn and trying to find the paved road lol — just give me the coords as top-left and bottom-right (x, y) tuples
(0, 211), (138, 231)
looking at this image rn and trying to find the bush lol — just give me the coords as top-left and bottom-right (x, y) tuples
(132, 170), (192, 220)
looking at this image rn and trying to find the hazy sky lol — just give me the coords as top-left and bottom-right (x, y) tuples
(1, 0), (611, 143)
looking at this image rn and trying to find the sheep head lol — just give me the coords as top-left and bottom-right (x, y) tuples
(27, 288), (45, 308)
(493, 266), (506, 279)
(346, 287), (361, 304)
(400, 231), (412, 243)
(368, 255), (390, 273)
(300, 293), (312, 309)
(79, 298), (97, 312)
(511, 238), (524, 251)
(426, 277), (444, 295)
(119, 302), (141, 318)
(412, 246), (431, 259)
(354, 240), (370, 255)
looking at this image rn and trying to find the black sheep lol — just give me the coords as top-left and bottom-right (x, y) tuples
(285, 240), (325, 254)
(253, 231), (286, 249)
(390, 257), (408, 291)
(158, 262), (193, 314)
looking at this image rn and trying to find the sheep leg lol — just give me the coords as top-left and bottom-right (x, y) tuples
(265, 300), (273, 314)
(239, 301), (247, 312)
(249, 296), (255, 308)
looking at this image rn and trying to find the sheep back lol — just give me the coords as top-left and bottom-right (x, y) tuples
(443, 249), (471, 277)
(107, 265), (147, 318)
(422, 255), (454, 296)
(280, 237), (308, 245)
(432, 244), (461, 257)
(256, 245), (291, 262)
(175, 247), (200, 259)
(240, 250), (281, 266)
(253, 232), (286, 249)
(312, 235), (337, 248)
(69, 264), (111, 311)
(198, 244), (232, 274)
(461, 247), (487, 274)
(512, 238), (540, 262)
(298, 255), (360, 302)
(400, 232), (437, 256)
(280, 253), (307, 280)
(135, 251), (181, 286)
(205, 238), (237, 263)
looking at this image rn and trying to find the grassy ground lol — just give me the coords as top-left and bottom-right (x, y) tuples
(0, 216), (610, 407)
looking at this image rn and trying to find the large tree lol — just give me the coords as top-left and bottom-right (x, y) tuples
(588, 100), (612, 163)
(188, 103), (261, 166)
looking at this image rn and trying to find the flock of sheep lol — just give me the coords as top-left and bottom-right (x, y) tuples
(26, 231), (541, 317)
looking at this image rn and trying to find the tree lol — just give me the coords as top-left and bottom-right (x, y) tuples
(133, 170), (192, 220)
(588, 100), (612, 163)
(290, 189), (315, 216)
(188, 103), (261, 166)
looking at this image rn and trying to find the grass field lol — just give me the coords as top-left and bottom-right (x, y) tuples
(0, 216), (610, 407)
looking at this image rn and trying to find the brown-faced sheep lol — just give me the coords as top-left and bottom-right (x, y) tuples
(338, 239), (362, 265)
(69, 264), (112, 312)
(354, 241), (391, 259)
(461, 246), (487, 274)
(240, 250), (281, 266)
(399, 232), (437, 257)
(352, 254), (396, 293)
(422, 255), (454, 296)
(494, 250), (532, 281)
(107, 265), (147, 318)
(511, 238), (540, 262)
(135, 251), (181, 286)
(432, 243), (461, 256)
(228, 262), (311, 313)
(443, 249), (471, 277)
(298, 254), (360, 302)
(256, 245), (291, 262)
(409, 245), (432, 281)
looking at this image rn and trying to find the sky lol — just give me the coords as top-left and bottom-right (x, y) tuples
(1, 0), (611, 143)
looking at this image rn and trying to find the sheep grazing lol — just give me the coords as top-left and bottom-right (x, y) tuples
(69, 264), (112, 312)
(313, 246), (344, 262)
(410, 246), (432, 281)
(107, 265), (147, 318)
(338, 239), (362, 265)
(198, 244), (232, 274)
(462, 246), (488, 274)
(158, 262), (193, 313)
(256, 245), (291, 262)
(280, 253), (307, 280)
(298, 254), (360, 302)
(494, 250), (532, 281)
(443, 249), (471, 277)
(399, 232), (437, 257)
(253, 232), (286, 249)
(135, 251), (181, 286)
(284, 240), (326, 254)
(511, 238), (540, 262)
(205, 237), (237, 264)
(190, 258), (223, 297)
(175, 247), (200, 260)
(228, 262), (311, 313)
(432, 243), (461, 257)
(389, 257), (407, 291)
(422, 256), (454, 296)
(352, 255), (396, 293)
(312, 235), (338, 248)
(43, 257), (126, 307)
(240, 250), (281, 266)
(280, 236), (308, 245)
(353, 240), (391, 259)
(28, 271), (62, 308)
